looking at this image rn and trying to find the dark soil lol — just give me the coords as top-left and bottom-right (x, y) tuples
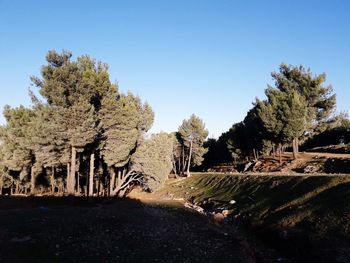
(0, 197), (255, 263)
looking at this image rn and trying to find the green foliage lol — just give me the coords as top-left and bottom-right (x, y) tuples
(178, 114), (209, 167)
(0, 50), (156, 195)
(29, 105), (70, 167)
(65, 99), (98, 149)
(0, 106), (34, 175)
(131, 132), (173, 191)
(270, 64), (336, 132)
(215, 64), (337, 163)
(99, 90), (154, 168)
(200, 134), (233, 169)
(256, 89), (308, 144)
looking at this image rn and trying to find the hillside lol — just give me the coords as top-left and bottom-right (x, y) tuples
(159, 173), (350, 262)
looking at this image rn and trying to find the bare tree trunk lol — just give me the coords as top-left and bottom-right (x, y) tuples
(292, 138), (299, 160)
(278, 143), (282, 164)
(89, 153), (94, 197)
(186, 140), (193, 177)
(253, 148), (257, 161)
(116, 168), (121, 188)
(111, 170), (141, 197)
(15, 180), (19, 194)
(51, 167), (55, 194)
(181, 146), (185, 175)
(109, 167), (116, 194)
(292, 138), (296, 159)
(66, 163), (70, 194)
(107, 171), (110, 197)
(68, 146), (76, 195)
(77, 172), (80, 195)
(30, 166), (35, 195)
(97, 173), (101, 197)
(119, 187), (128, 198)
(171, 155), (177, 176)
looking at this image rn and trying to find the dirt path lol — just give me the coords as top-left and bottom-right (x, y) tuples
(280, 151), (350, 159)
(0, 197), (256, 263)
(299, 151), (350, 159)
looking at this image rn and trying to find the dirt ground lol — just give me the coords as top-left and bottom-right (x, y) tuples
(0, 196), (256, 263)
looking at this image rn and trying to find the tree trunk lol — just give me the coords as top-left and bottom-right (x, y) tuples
(77, 172), (80, 195)
(67, 146), (76, 195)
(51, 167), (55, 194)
(30, 166), (35, 195)
(66, 163), (70, 194)
(181, 146), (185, 175)
(109, 167), (116, 194)
(15, 180), (19, 194)
(97, 173), (101, 197)
(296, 138), (299, 153)
(89, 153), (94, 197)
(272, 144), (276, 159)
(278, 143), (282, 164)
(253, 148), (257, 161)
(292, 138), (299, 160)
(172, 155), (177, 176)
(187, 140), (193, 177)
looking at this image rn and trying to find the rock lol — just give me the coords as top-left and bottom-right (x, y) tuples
(243, 162), (253, 172)
(184, 202), (205, 214)
(213, 212), (225, 222)
(229, 200), (236, 205)
(222, 209), (233, 217)
(252, 160), (263, 172)
(303, 165), (319, 173)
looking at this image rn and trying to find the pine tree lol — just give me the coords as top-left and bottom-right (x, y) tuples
(0, 106), (34, 193)
(256, 90), (307, 160)
(256, 64), (334, 160)
(30, 50), (102, 195)
(178, 114), (208, 177)
(99, 88), (154, 196)
(130, 132), (173, 192)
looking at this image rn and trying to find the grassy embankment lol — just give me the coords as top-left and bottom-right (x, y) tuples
(162, 173), (350, 261)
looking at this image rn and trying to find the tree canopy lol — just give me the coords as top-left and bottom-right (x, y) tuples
(0, 50), (169, 197)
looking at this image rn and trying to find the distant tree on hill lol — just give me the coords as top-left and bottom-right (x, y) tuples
(178, 114), (208, 177)
(256, 64), (336, 160)
(202, 64), (337, 168)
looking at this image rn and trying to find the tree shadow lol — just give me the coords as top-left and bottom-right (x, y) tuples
(0, 196), (252, 263)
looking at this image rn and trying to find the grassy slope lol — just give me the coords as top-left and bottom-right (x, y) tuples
(162, 173), (350, 248)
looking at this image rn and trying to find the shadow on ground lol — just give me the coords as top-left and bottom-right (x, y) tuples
(0, 196), (254, 263)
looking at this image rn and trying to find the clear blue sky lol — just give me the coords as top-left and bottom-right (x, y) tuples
(0, 0), (349, 137)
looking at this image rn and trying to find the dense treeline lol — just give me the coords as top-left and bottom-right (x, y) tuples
(202, 64), (349, 167)
(0, 52), (161, 196)
(1, 52), (348, 194)
(0, 50), (209, 196)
